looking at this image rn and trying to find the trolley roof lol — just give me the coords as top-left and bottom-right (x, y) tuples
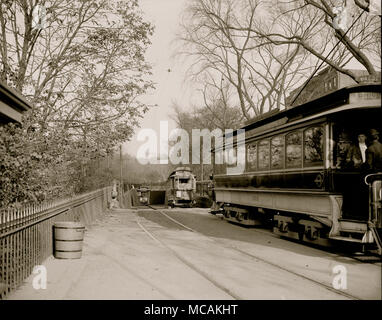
(245, 83), (380, 131)
(212, 83), (381, 151)
(168, 167), (194, 179)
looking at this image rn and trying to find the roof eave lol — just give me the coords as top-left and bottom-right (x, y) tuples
(0, 81), (32, 112)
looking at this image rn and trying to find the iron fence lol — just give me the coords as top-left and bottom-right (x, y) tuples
(0, 186), (112, 299)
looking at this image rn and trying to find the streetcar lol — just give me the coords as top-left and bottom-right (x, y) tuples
(167, 167), (196, 208)
(137, 186), (150, 205)
(211, 73), (382, 255)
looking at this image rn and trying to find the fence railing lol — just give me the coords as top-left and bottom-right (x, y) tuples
(0, 186), (112, 299)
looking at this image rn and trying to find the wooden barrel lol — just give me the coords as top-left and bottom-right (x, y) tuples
(54, 222), (85, 259)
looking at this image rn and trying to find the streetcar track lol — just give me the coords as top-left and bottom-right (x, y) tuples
(210, 212), (382, 266)
(221, 215), (382, 266)
(164, 207), (381, 265)
(145, 205), (364, 300)
(135, 214), (243, 300)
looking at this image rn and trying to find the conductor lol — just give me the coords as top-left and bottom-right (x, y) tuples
(366, 129), (382, 171)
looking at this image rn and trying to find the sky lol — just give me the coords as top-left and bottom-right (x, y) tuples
(124, 0), (194, 158)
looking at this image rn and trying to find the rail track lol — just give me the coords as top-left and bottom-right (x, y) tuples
(214, 214), (382, 265)
(135, 213), (242, 299)
(213, 212), (382, 266)
(137, 205), (379, 300)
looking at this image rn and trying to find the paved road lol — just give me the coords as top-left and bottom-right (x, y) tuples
(7, 207), (381, 300)
(149, 208), (381, 300)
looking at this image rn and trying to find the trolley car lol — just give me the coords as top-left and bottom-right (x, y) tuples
(137, 186), (150, 205)
(212, 81), (382, 254)
(167, 167), (196, 208)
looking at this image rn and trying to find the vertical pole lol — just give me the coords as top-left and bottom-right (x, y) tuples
(120, 145), (123, 206)
(200, 137), (204, 182)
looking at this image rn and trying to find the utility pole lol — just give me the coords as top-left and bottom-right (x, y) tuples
(120, 145), (123, 205)
(200, 143), (204, 181)
(201, 161), (203, 181)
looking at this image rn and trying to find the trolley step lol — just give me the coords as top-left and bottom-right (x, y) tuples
(329, 236), (363, 243)
(338, 219), (368, 234)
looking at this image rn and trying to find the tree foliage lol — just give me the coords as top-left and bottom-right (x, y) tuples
(0, 0), (154, 207)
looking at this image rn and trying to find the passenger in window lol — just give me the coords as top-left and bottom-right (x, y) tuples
(346, 132), (367, 169)
(366, 129), (382, 171)
(335, 132), (351, 169)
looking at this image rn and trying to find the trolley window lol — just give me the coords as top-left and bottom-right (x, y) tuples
(304, 126), (324, 167)
(271, 135), (284, 169)
(246, 143), (257, 172)
(286, 131), (302, 168)
(258, 139), (270, 170)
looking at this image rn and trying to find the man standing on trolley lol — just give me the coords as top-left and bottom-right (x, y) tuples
(366, 129), (382, 172)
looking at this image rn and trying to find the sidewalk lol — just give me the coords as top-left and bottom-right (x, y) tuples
(7, 209), (232, 300)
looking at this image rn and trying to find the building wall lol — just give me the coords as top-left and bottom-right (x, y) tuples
(285, 68), (381, 108)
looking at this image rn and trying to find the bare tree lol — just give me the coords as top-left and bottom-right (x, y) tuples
(197, 74), (245, 130)
(237, 0), (381, 81)
(177, 0), (321, 120)
(177, 0), (380, 123)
